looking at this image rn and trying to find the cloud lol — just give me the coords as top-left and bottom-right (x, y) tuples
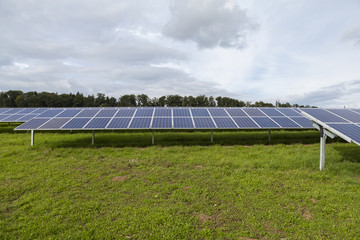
(289, 80), (360, 108)
(342, 24), (360, 47)
(163, 0), (259, 49)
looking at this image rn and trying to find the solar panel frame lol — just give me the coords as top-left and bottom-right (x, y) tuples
(252, 117), (281, 128)
(193, 117), (216, 129)
(173, 117), (194, 129)
(232, 117), (259, 128)
(106, 118), (132, 129)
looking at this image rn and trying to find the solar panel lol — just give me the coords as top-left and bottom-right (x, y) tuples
(225, 108), (247, 117)
(18, 108), (37, 113)
(38, 118), (71, 129)
(277, 108), (302, 117)
(154, 108), (171, 117)
(260, 108), (284, 117)
(193, 118), (216, 128)
(0, 109), (11, 114)
(31, 108), (50, 113)
(115, 109), (136, 117)
(4, 108), (23, 114)
(173, 109), (191, 117)
(76, 109), (100, 118)
(15, 118), (51, 130)
(135, 108), (154, 117)
(61, 118), (91, 129)
(173, 118), (194, 128)
(1, 114), (24, 121)
(152, 118), (172, 129)
(191, 108), (210, 117)
(243, 108), (266, 117)
(0, 115), (11, 121)
(37, 109), (64, 118)
(213, 118), (237, 128)
(17, 114), (38, 122)
(107, 118), (131, 129)
(327, 124), (360, 145)
(290, 117), (313, 128)
(233, 117), (259, 128)
(57, 109), (82, 117)
(208, 109), (228, 117)
(129, 118), (151, 128)
(84, 118), (112, 129)
(252, 117), (280, 128)
(95, 109), (117, 118)
(301, 108), (348, 123)
(326, 109), (360, 123)
(271, 117), (300, 128)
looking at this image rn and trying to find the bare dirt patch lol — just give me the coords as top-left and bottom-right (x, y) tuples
(310, 198), (317, 204)
(112, 176), (128, 182)
(197, 213), (212, 224)
(194, 165), (204, 169)
(183, 186), (191, 191)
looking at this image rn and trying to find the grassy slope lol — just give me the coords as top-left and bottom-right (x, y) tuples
(1, 127), (360, 239)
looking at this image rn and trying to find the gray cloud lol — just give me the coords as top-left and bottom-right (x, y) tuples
(289, 80), (360, 107)
(163, 0), (259, 49)
(342, 24), (360, 47)
(0, 0), (232, 97)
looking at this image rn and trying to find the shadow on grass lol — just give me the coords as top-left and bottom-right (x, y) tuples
(31, 130), (345, 148)
(334, 145), (360, 163)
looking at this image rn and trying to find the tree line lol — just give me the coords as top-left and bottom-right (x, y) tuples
(0, 90), (314, 108)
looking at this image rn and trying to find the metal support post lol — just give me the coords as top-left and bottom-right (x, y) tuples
(92, 131), (95, 146)
(152, 130), (154, 145)
(268, 130), (271, 142)
(319, 126), (326, 171)
(31, 130), (34, 146)
(211, 130), (213, 143)
(8, 122), (10, 126)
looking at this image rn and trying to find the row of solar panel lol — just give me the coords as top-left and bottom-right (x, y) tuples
(1, 107), (305, 123)
(300, 108), (360, 145)
(15, 115), (313, 130)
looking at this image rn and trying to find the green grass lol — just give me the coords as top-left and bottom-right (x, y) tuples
(1, 128), (360, 239)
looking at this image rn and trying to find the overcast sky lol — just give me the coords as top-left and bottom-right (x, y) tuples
(1, 0), (360, 107)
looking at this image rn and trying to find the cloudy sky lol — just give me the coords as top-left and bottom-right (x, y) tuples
(1, 0), (360, 107)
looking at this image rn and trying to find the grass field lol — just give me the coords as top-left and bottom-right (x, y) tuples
(1, 124), (360, 239)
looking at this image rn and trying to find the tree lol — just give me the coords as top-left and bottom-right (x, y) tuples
(137, 94), (149, 107)
(166, 95), (183, 106)
(158, 96), (166, 107)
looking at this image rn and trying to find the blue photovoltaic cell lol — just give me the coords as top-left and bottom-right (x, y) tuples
(4, 108), (23, 114)
(271, 117), (300, 128)
(17, 114), (38, 122)
(95, 109), (117, 118)
(233, 117), (259, 128)
(76, 109), (100, 117)
(61, 118), (91, 129)
(328, 124), (360, 144)
(327, 109), (360, 123)
(152, 118), (172, 129)
(226, 108), (247, 117)
(277, 108), (301, 116)
(31, 108), (49, 113)
(154, 108), (171, 117)
(213, 118), (237, 128)
(129, 118), (151, 128)
(301, 108), (348, 123)
(37, 109), (64, 117)
(0, 109), (11, 114)
(352, 109), (360, 114)
(290, 117), (314, 128)
(193, 118), (216, 128)
(84, 118), (112, 129)
(243, 108), (266, 117)
(191, 108), (210, 117)
(15, 118), (51, 130)
(2, 114), (24, 121)
(173, 109), (191, 117)
(39, 118), (71, 129)
(135, 108), (154, 117)
(107, 118), (131, 129)
(208, 109), (228, 117)
(173, 118), (194, 128)
(115, 109), (135, 117)
(252, 117), (280, 128)
(0, 115), (10, 121)
(57, 109), (82, 117)
(260, 108), (284, 117)
(18, 108), (37, 113)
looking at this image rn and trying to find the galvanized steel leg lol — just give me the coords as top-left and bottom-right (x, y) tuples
(320, 126), (326, 171)
(92, 131), (95, 146)
(211, 130), (213, 143)
(268, 130), (271, 142)
(31, 130), (34, 146)
(152, 130), (154, 145)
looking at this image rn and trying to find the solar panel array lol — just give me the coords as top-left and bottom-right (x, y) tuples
(0, 108), (50, 122)
(300, 108), (360, 145)
(14, 107), (313, 130)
